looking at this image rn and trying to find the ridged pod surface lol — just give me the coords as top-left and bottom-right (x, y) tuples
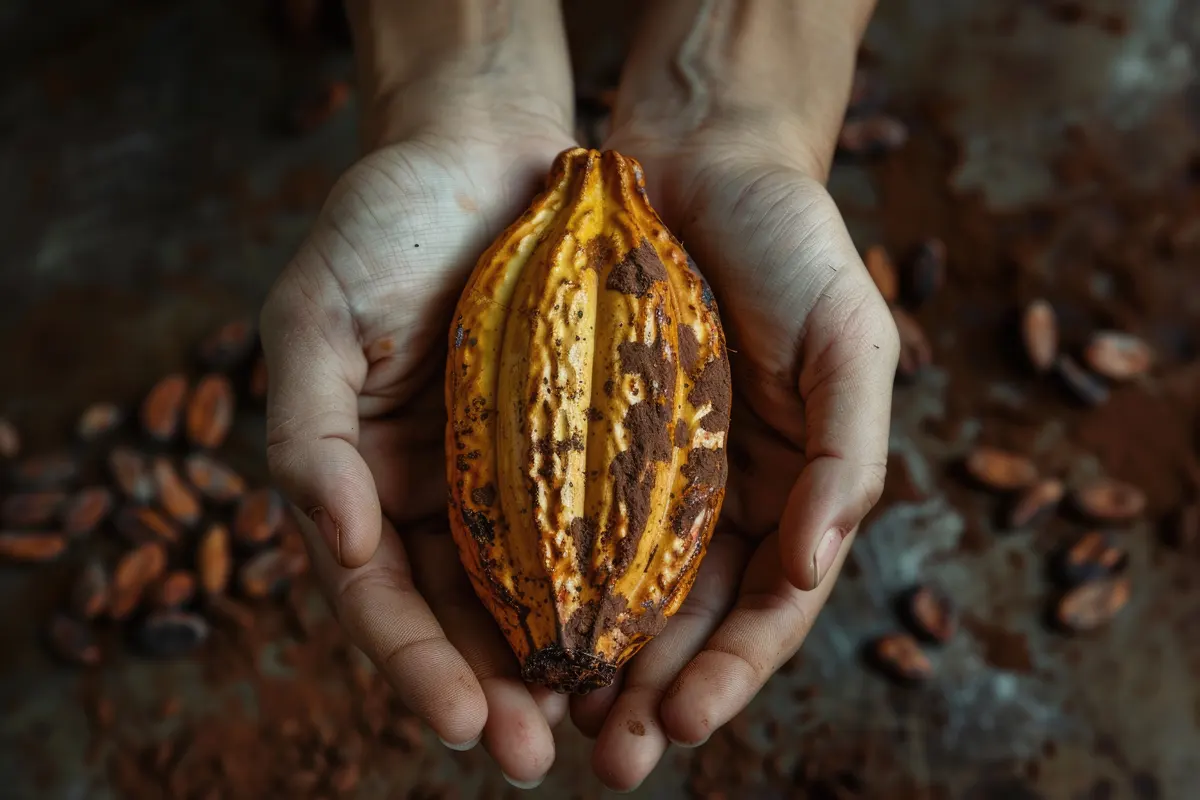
(445, 148), (731, 693)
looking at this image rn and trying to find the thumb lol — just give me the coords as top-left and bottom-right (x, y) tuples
(260, 252), (382, 568)
(778, 229), (900, 591)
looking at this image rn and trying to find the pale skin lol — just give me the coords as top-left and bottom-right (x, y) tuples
(261, 0), (896, 792)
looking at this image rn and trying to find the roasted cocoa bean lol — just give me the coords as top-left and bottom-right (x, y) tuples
(141, 374), (189, 442)
(239, 548), (308, 599)
(868, 633), (932, 682)
(153, 458), (202, 528)
(46, 613), (101, 666)
(1022, 299), (1058, 373)
(1008, 478), (1065, 528)
(12, 453), (78, 488)
(1056, 576), (1130, 632)
(184, 453), (246, 504)
(838, 114), (909, 156)
(0, 417), (20, 459)
(110, 543), (167, 620)
(62, 487), (114, 538)
(904, 238), (946, 308)
(109, 447), (156, 504)
(965, 446), (1038, 491)
(903, 585), (956, 643)
(0, 531), (67, 563)
(155, 571), (197, 609)
(1073, 478), (1146, 523)
(197, 318), (256, 370)
(186, 374), (235, 450)
(138, 610), (211, 658)
(197, 523), (232, 596)
(864, 245), (898, 304)
(1055, 355), (1110, 407)
(234, 489), (284, 546)
(1083, 331), (1152, 381)
(893, 307), (932, 381)
(76, 402), (123, 441)
(114, 506), (181, 545)
(70, 558), (110, 619)
(1, 491), (66, 528)
(1058, 531), (1127, 586)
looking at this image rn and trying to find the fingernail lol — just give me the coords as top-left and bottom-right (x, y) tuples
(502, 772), (545, 790)
(308, 506), (343, 566)
(438, 733), (480, 752)
(667, 733), (711, 748)
(813, 528), (844, 587)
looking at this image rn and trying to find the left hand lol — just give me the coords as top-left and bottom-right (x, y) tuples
(576, 119), (900, 791)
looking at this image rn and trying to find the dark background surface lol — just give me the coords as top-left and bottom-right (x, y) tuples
(1, 0), (1199, 797)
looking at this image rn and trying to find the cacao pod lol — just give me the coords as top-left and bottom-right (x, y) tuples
(445, 148), (731, 693)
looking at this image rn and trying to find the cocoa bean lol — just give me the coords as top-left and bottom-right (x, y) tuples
(1083, 331), (1152, 381)
(1073, 478), (1146, 523)
(239, 548), (308, 599)
(868, 633), (932, 682)
(46, 613), (101, 666)
(0, 417), (20, 459)
(965, 446), (1038, 491)
(0, 531), (67, 563)
(1058, 531), (1127, 587)
(76, 402), (123, 441)
(234, 489), (284, 546)
(893, 307), (932, 381)
(110, 542), (167, 620)
(1055, 354), (1110, 406)
(902, 585), (956, 643)
(184, 453), (246, 504)
(186, 374), (235, 450)
(70, 558), (110, 620)
(1056, 575), (1130, 632)
(904, 238), (946, 308)
(197, 318), (256, 371)
(1021, 299), (1058, 373)
(109, 447), (156, 504)
(62, 487), (115, 538)
(12, 453), (78, 488)
(138, 610), (210, 658)
(114, 506), (181, 545)
(838, 114), (908, 156)
(864, 245), (898, 304)
(140, 374), (189, 442)
(1008, 478), (1065, 528)
(197, 523), (232, 596)
(155, 571), (197, 609)
(2, 491), (66, 528)
(153, 458), (202, 528)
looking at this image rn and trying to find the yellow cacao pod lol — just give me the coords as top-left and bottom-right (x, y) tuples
(445, 148), (731, 693)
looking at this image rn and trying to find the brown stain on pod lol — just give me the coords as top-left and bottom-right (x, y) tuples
(892, 307), (932, 381)
(197, 318), (256, 370)
(184, 453), (246, 504)
(869, 633), (933, 682)
(1022, 299), (1058, 373)
(234, 489), (284, 546)
(77, 403), (123, 441)
(1073, 478), (1147, 523)
(904, 586), (957, 643)
(186, 374), (235, 450)
(71, 558), (110, 619)
(62, 487), (114, 538)
(109, 447), (156, 504)
(0, 531), (67, 562)
(141, 374), (189, 442)
(864, 245), (898, 304)
(1056, 576), (1130, 632)
(1008, 478), (1065, 528)
(444, 149), (730, 693)
(197, 523), (232, 595)
(965, 446), (1038, 491)
(46, 614), (102, 666)
(153, 458), (202, 528)
(2, 491), (67, 528)
(110, 543), (167, 620)
(1083, 331), (1152, 381)
(0, 418), (19, 459)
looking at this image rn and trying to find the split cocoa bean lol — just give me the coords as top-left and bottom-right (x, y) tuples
(77, 402), (123, 441)
(1058, 531), (1127, 586)
(965, 446), (1038, 491)
(869, 633), (932, 682)
(155, 571), (198, 609)
(141, 374), (189, 442)
(153, 458), (202, 528)
(197, 523), (232, 596)
(1056, 575), (1130, 632)
(1083, 331), (1152, 381)
(234, 489), (284, 546)
(62, 487), (114, 538)
(1022, 299), (1058, 373)
(185, 453), (246, 504)
(0, 531), (68, 563)
(110, 542), (168, 620)
(1008, 478), (1065, 528)
(2, 491), (66, 528)
(186, 374), (235, 450)
(1073, 478), (1146, 523)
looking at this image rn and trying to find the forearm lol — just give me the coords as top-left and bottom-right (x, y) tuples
(346, 0), (573, 149)
(614, 0), (876, 174)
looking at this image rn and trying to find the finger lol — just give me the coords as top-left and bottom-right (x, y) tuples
(406, 527), (556, 787)
(661, 530), (854, 746)
(781, 265), (899, 590)
(261, 256), (380, 568)
(357, 415), (446, 525)
(569, 672), (622, 739)
(294, 509), (488, 747)
(528, 685), (569, 729)
(591, 535), (749, 793)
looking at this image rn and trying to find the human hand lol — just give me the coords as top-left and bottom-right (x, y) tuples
(572, 2), (895, 790)
(260, 0), (578, 788)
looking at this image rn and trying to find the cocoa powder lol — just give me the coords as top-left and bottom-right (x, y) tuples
(605, 239), (668, 296)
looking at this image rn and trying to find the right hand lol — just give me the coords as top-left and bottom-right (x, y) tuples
(260, 104), (575, 787)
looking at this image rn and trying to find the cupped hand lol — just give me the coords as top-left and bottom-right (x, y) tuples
(260, 116), (576, 787)
(577, 123), (900, 791)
